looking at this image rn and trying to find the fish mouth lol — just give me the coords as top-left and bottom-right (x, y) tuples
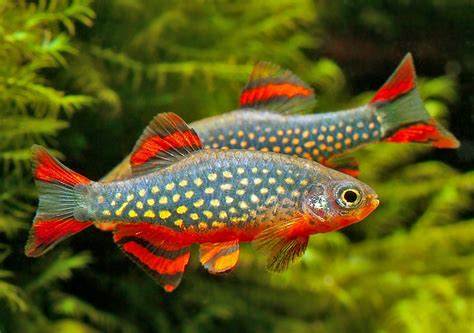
(367, 194), (380, 210)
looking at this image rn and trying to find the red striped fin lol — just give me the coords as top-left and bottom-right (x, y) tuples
(114, 224), (190, 292)
(370, 53), (416, 104)
(26, 145), (92, 257)
(239, 62), (316, 114)
(199, 240), (240, 274)
(130, 113), (203, 176)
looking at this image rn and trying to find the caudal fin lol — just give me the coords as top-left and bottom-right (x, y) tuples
(26, 145), (93, 257)
(371, 53), (459, 148)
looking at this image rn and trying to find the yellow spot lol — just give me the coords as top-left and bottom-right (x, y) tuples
(337, 133), (344, 140)
(268, 178), (276, 184)
(262, 168), (269, 174)
(159, 210), (172, 219)
(329, 125), (336, 131)
(273, 146), (281, 153)
(327, 147), (334, 152)
(284, 147), (292, 153)
(97, 196), (105, 204)
(276, 169), (283, 175)
(230, 138), (237, 145)
(159, 196), (168, 204)
(177, 206), (188, 214)
(250, 194), (260, 203)
(311, 129), (318, 134)
(345, 138), (352, 145)
(115, 193), (122, 199)
(295, 128), (301, 134)
(241, 141), (248, 148)
(102, 210), (111, 216)
(174, 219), (184, 228)
(304, 141), (316, 148)
(237, 189), (246, 196)
(261, 147), (269, 152)
(369, 122), (375, 129)
(362, 133), (369, 139)
(223, 171), (233, 178)
(291, 191), (300, 197)
(318, 134), (325, 141)
(320, 144), (327, 151)
(282, 137), (289, 144)
(220, 183), (232, 190)
(127, 194), (134, 201)
(136, 201), (144, 209)
(152, 186), (159, 193)
(237, 167), (245, 174)
(254, 178), (262, 185)
(286, 129), (293, 135)
(194, 178), (203, 186)
(266, 196), (277, 204)
(229, 207), (237, 214)
(277, 186), (285, 194)
(194, 199), (204, 208)
(353, 133), (360, 140)
(185, 191), (194, 198)
(210, 199), (220, 207)
(179, 180), (188, 187)
(115, 202), (129, 216)
(219, 211), (228, 219)
(269, 136), (277, 143)
(128, 210), (138, 218)
(208, 173), (217, 181)
(190, 213), (199, 220)
(203, 210), (213, 218)
(165, 183), (175, 191)
(205, 187), (215, 194)
(302, 130), (309, 138)
(218, 134), (225, 141)
(240, 178), (249, 186)
(292, 138), (300, 145)
(139, 189), (146, 197)
(239, 201), (249, 209)
(144, 210), (155, 218)
(260, 187), (269, 194)
(300, 179), (309, 186)
(212, 143), (219, 148)
(303, 152), (312, 159)
(277, 130), (284, 136)
(212, 221), (225, 229)
(198, 222), (208, 230)
(238, 130), (244, 137)
(335, 142), (342, 149)
(321, 126), (327, 132)
(295, 147), (303, 154)
(251, 167), (258, 173)
(327, 136), (334, 143)
(258, 136), (266, 143)
(357, 121), (364, 128)
(147, 199), (155, 206)
(111, 200), (116, 207)
(172, 194), (181, 202)
(225, 196), (234, 204)
(346, 126), (353, 133)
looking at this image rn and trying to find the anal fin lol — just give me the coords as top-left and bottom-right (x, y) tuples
(113, 224), (190, 292)
(199, 240), (240, 274)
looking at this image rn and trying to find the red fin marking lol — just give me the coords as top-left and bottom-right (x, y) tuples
(199, 240), (240, 274)
(322, 155), (360, 178)
(33, 146), (90, 185)
(26, 219), (92, 257)
(370, 53), (415, 104)
(122, 241), (191, 275)
(384, 120), (460, 148)
(240, 83), (313, 108)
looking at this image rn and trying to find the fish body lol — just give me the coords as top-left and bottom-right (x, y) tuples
(102, 53), (459, 182)
(26, 113), (379, 291)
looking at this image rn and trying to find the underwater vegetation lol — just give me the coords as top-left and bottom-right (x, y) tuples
(0, 1), (473, 332)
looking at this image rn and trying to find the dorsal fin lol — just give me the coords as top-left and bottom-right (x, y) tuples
(239, 61), (316, 114)
(130, 113), (203, 176)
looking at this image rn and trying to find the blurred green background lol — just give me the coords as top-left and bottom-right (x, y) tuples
(1, 1), (473, 332)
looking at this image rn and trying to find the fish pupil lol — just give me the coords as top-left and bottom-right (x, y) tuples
(343, 190), (358, 203)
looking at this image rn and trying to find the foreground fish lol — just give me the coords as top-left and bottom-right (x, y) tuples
(103, 53), (459, 182)
(26, 113), (379, 291)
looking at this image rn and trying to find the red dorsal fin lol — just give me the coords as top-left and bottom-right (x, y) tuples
(199, 240), (240, 274)
(322, 154), (360, 178)
(370, 53), (416, 104)
(253, 215), (309, 272)
(239, 61), (316, 114)
(26, 146), (92, 257)
(113, 224), (191, 292)
(130, 113), (203, 176)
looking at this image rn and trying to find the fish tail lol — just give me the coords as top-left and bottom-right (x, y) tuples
(371, 53), (459, 148)
(25, 145), (93, 257)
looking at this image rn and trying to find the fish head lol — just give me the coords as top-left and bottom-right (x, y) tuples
(302, 174), (379, 233)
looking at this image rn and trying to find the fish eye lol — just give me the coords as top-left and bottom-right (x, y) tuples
(336, 186), (362, 209)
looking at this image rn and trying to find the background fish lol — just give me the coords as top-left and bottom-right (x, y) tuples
(102, 53), (459, 182)
(26, 113), (379, 292)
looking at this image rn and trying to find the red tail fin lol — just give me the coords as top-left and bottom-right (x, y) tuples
(26, 145), (93, 257)
(372, 53), (459, 148)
